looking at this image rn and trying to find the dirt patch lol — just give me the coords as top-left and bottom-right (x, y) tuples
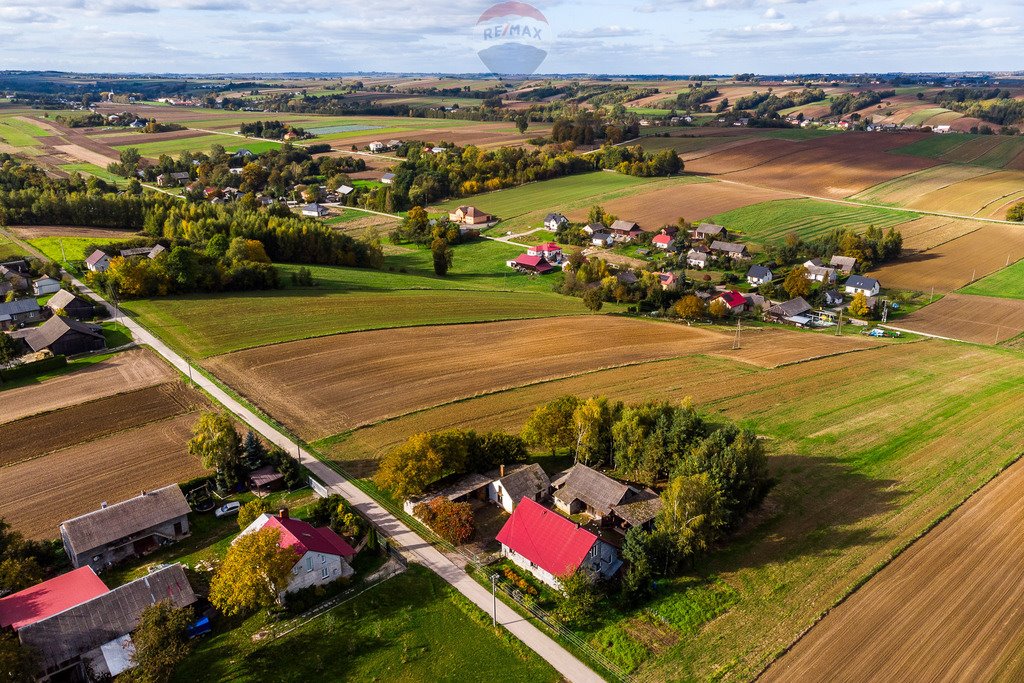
(0, 382), (204, 468)
(10, 225), (139, 239)
(52, 143), (118, 167)
(893, 293), (1024, 344)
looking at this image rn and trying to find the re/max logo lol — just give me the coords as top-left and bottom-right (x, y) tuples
(483, 23), (542, 40)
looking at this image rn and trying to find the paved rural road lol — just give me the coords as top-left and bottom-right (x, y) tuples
(60, 274), (603, 683)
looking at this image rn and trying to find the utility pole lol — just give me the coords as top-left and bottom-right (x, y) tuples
(881, 299), (889, 324)
(835, 310), (843, 336)
(491, 573), (498, 627)
(732, 317), (742, 350)
(59, 238), (66, 263)
(930, 286), (935, 303)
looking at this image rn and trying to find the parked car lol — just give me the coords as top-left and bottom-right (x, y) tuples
(214, 501), (241, 518)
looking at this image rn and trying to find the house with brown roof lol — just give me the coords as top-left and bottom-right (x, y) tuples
(552, 464), (631, 521)
(11, 315), (106, 356)
(488, 463), (551, 514)
(608, 220), (641, 242)
(692, 223), (727, 240)
(710, 241), (750, 260)
(60, 485), (192, 571)
(46, 289), (95, 320)
(829, 255), (857, 274)
(85, 250), (111, 273)
(449, 205), (493, 225)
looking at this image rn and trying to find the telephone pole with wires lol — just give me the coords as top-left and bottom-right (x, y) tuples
(732, 317), (742, 350)
(835, 310), (843, 336)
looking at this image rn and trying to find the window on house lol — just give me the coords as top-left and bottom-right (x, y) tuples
(322, 554), (327, 565)
(305, 555), (313, 572)
(321, 567), (329, 579)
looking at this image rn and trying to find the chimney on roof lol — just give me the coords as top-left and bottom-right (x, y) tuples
(101, 502), (107, 508)
(500, 464), (505, 478)
(279, 508), (289, 520)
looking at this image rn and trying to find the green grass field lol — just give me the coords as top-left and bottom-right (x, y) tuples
(59, 163), (129, 186)
(777, 99), (830, 115)
(892, 134), (1024, 169)
(173, 565), (558, 683)
(0, 234), (27, 261)
(121, 240), (608, 358)
(892, 134), (973, 160)
(707, 198), (916, 243)
(759, 128), (840, 141)
(116, 134), (282, 157)
(903, 107), (957, 126)
(433, 172), (708, 232)
(959, 259), (1024, 299)
(636, 135), (746, 153)
(627, 107), (672, 116)
(28, 236), (127, 263)
(0, 118), (49, 147)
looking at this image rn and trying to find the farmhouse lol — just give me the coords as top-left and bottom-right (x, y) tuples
(337, 184), (354, 196)
(715, 289), (748, 313)
(0, 567), (109, 633)
(495, 498), (622, 589)
(15, 565), (195, 681)
(32, 276), (61, 296)
(767, 296), (813, 326)
(590, 232), (614, 248)
(686, 248), (710, 269)
(829, 255), (857, 275)
(803, 259), (837, 283)
(118, 247), (152, 258)
(0, 265), (29, 292)
(508, 254), (554, 274)
(60, 485), (191, 571)
(653, 233), (675, 250)
(608, 220), (641, 242)
(488, 463), (551, 514)
(381, 172), (396, 184)
(582, 223), (605, 235)
(655, 271), (678, 291)
(746, 265), (773, 286)
(237, 509), (355, 598)
(368, 141), (385, 153)
(527, 242), (563, 263)
(449, 205), (493, 225)
(544, 213), (568, 231)
(45, 288), (94, 320)
(710, 241), (750, 260)
(11, 316), (105, 356)
(156, 171), (190, 187)
(301, 203), (329, 217)
(551, 464), (655, 525)
(692, 223), (727, 240)
(846, 274), (881, 297)
(0, 298), (45, 330)
(824, 289), (845, 306)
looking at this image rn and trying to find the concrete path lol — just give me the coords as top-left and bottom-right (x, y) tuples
(64, 275), (603, 683)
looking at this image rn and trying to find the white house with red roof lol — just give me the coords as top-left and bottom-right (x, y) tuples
(715, 289), (748, 313)
(652, 233), (675, 250)
(654, 271), (678, 291)
(238, 509), (356, 597)
(508, 253), (554, 274)
(495, 498), (621, 589)
(526, 242), (563, 263)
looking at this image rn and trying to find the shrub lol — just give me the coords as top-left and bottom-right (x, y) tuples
(413, 497), (474, 545)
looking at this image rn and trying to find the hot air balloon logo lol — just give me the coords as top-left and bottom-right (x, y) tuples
(475, 2), (551, 76)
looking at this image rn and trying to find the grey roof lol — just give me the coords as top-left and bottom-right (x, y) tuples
(46, 288), (84, 311)
(85, 250), (109, 266)
(694, 223), (725, 235)
(496, 464), (550, 503)
(60, 485), (191, 558)
(553, 465), (630, 516)
(586, 222), (606, 232)
(610, 489), (662, 527)
(617, 271), (638, 285)
(545, 212), (567, 222)
(746, 265), (772, 279)
(381, 172), (396, 180)
(302, 203), (325, 212)
(769, 296), (812, 318)
(829, 255), (857, 271)
(0, 298), (41, 316)
(687, 250), (710, 262)
(18, 565), (196, 670)
(0, 259), (29, 273)
(148, 244), (166, 259)
(710, 240), (748, 254)
(609, 219), (639, 232)
(170, 171), (190, 180)
(20, 316), (103, 353)
(846, 274), (879, 290)
(119, 247), (151, 257)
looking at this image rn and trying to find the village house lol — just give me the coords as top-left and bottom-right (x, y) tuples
(746, 265), (773, 286)
(156, 171), (190, 187)
(301, 203), (329, 217)
(60, 485), (192, 571)
(582, 223), (605, 236)
(653, 233), (675, 250)
(655, 271), (678, 291)
(803, 259), (837, 283)
(544, 213), (568, 231)
(381, 172), (396, 184)
(551, 464), (661, 532)
(368, 141), (385, 153)
(237, 509), (356, 599)
(0, 298), (46, 330)
(767, 296), (813, 326)
(45, 289), (94, 320)
(527, 242), (563, 263)
(6, 564), (195, 681)
(508, 254), (554, 274)
(590, 231), (614, 248)
(692, 223), (727, 241)
(449, 205), (493, 225)
(846, 274), (881, 297)
(824, 289), (845, 307)
(686, 247), (710, 269)
(495, 498), (622, 589)
(829, 255), (857, 275)
(710, 240), (750, 260)
(118, 247), (153, 258)
(608, 220), (641, 243)
(32, 276), (61, 296)
(488, 463), (551, 514)
(715, 289), (748, 314)
(11, 315), (106, 356)
(0, 265), (29, 292)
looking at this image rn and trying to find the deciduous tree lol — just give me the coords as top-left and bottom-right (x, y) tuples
(188, 411), (244, 490)
(522, 395), (581, 455)
(554, 570), (599, 628)
(413, 497), (474, 545)
(848, 291), (870, 318)
(209, 528), (296, 616)
(783, 265), (811, 298)
(657, 472), (725, 560)
(673, 295), (705, 321)
(237, 499), (270, 530)
(128, 601), (194, 683)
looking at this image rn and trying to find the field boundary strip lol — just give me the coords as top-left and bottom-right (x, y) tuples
(754, 448), (1024, 681)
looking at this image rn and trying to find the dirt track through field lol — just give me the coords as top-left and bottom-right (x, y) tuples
(761, 455), (1024, 682)
(0, 412), (208, 539)
(0, 349), (176, 424)
(892, 293), (1024, 344)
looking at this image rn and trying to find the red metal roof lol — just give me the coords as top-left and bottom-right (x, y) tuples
(0, 567), (109, 631)
(534, 242), (561, 251)
(719, 289), (746, 308)
(652, 234), (673, 245)
(264, 516), (356, 560)
(513, 254), (553, 272)
(495, 498), (597, 579)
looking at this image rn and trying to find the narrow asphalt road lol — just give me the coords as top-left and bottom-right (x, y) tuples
(61, 273), (603, 683)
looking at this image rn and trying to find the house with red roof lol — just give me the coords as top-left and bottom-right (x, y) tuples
(652, 233), (675, 250)
(238, 509), (356, 598)
(495, 498), (622, 589)
(508, 253), (554, 274)
(527, 242), (563, 263)
(0, 566), (109, 632)
(715, 289), (748, 313)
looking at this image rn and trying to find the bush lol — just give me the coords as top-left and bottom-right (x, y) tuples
(0, 355), (66, 382)
(283, 575), (350, 614)
(413, 497), (474, 545)
(237, 499), (270, 530)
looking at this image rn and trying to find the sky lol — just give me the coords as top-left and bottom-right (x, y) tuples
(0, 0), (1020, 75)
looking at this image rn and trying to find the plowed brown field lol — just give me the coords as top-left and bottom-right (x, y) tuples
(895, 216), (984, 252)
(0, 413), (208, 539)
(892, 293), (1024, 344)
(11, 225), (139, 239)
(0, 382), (202, 468)
(0, 349), (176, 425)
(870, 224), (1024, 293)
(762, 455), (1024, 683)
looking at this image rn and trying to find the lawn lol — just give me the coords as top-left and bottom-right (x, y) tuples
(173, 565), (559, 683)
(121, 241), (607, 358)
(706, 198), (916, 243)
(432, 172), (704, 232)
(28, 236), (127, 263)
(0, 234), (27, 261)
(627, 107), (672, 116)
(116, 135), (282, 157)
(903, 107), (957, 126)
(59, 163), (129, 186)
(0, 118), (48, 147)
(892, 134), (1024, 169)
(959, 258), (1024, 299)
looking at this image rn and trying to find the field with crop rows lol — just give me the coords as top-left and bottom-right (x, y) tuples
(893, 134), (1024, 169)
(894, 293), (1024, 344)
(851, 164), (995, 207)
(706, 198), (915, 243)
(899, 169), (1024, 218)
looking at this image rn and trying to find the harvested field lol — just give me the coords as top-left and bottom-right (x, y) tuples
(678, 136), (766, 162)
(327, 340), (1024, 682)
(0, 412), (208, 540)
(763, 454), (1024, 682)
(569, 179), (797, 227)
(870, 224), (1024, 293)
(10, 224), (139, 239)
(684, 138), (801, 175)
(52, 142), (118, 167)
(0, 382), (202, 468)
(903, 169), (1024, 218)
(0, 349), (176, 424)
(326, 211), (400, 237)
(205, 317), (733, 440)
(92, 128), (207, 147)
(851, 164), (995, 207)
(893, 293), (1024, 344)
(894, 216), (984, 252)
